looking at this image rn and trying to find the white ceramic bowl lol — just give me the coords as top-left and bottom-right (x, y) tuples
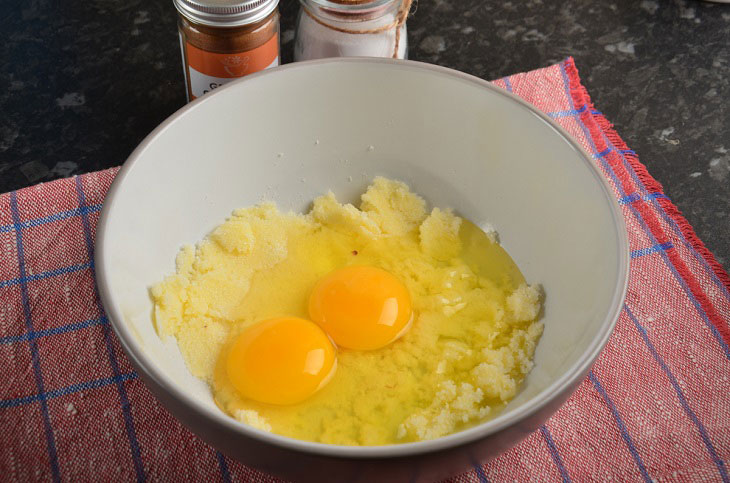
(96, 58), (628, 482)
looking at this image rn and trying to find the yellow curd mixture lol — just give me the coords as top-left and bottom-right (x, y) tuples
(151, 177), (543, 445)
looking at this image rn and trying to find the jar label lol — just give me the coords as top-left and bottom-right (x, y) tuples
(185, 35), (279, 99)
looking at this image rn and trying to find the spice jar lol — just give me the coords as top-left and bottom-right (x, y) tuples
(174, 0), (280, 101)
(294, 0), (411, 61)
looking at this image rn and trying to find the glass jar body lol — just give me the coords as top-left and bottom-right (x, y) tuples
(177, 9), (280, 101)
(294, 0), (407, 61)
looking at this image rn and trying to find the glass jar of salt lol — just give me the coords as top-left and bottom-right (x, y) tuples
(294, 0), (411, 61)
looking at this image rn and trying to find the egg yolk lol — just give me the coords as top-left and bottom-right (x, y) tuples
(227, 317), (337, 405)
(308, 266), (413, 351)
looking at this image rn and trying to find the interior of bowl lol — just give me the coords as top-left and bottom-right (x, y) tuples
(97, 59), (627, 454)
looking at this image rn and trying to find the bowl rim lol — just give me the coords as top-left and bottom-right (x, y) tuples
(96, 57), (629, 459)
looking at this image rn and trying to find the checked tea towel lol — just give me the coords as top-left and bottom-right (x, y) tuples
(1, 58), (729, 482)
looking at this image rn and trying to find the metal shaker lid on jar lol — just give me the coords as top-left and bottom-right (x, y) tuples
(174, 0), (281, 101)
(174, 0), (279, 27)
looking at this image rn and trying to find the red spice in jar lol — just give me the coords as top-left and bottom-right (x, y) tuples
(174, 0), (280, 101)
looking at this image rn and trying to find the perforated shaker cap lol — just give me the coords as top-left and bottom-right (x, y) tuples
(173, 0), (279, 27)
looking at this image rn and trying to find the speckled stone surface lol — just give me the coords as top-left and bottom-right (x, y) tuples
(1, 0), (728, 270)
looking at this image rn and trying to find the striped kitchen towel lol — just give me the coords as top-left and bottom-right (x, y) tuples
(1, 58), (728, 482)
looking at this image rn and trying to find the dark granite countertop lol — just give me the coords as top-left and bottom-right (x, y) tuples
(1, 0), (728, 270)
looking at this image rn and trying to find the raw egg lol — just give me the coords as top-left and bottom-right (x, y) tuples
(308, 265), (413, 350)
(226, 317), (336, 405)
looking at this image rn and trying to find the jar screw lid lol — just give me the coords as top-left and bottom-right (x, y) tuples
(174, 0), (279, 27)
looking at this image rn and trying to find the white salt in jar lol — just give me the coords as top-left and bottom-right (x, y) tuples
(294, 0), (410, 61)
